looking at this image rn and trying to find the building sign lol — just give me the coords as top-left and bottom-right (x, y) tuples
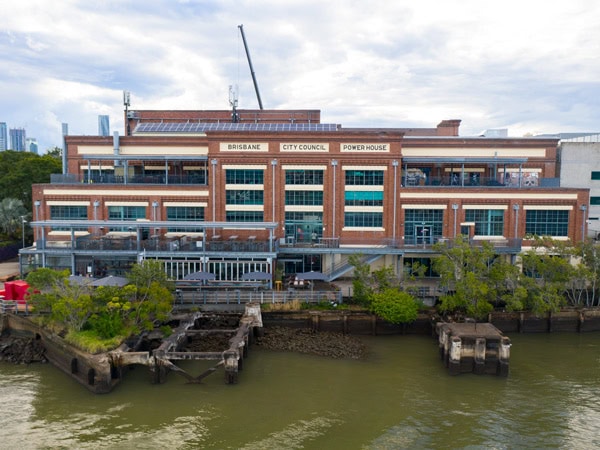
(341, 143), (390, 152)
(280, 143), (329, 152)
(220, 142), (269, 152)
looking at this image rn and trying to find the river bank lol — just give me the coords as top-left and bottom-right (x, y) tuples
(255, 326), (368, 359)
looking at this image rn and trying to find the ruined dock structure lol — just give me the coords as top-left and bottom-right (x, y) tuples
(0, 303), (263, 393)
(436, 322), (510, 376)
(111, 302), (263, 386)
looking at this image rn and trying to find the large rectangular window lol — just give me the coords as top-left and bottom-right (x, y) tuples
(285, 170), (323, 185)
(344, 212), (383, 227)
(525, 210), (569, 236)
(404, 209), (444, 245)
(591, 171), (600, 180)
(465, 209), (504, 236)
(226, 211), (264, 222)
(108, 206), (146, 221)
(50, 205), (88, 231)
(285, 191), (323, 206)
(225, 169), (263, 184)
(344, 191), (383, 206)
(591, 197), (600, 205)
(50, 205), (88, 220)
(226, 190), (264, 205)
(345, 170), (384, 186)
(107, 206), (146, 232)
(166, 206), (204, 232)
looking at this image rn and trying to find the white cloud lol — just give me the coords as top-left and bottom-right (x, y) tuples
(1, 0), (600, 151)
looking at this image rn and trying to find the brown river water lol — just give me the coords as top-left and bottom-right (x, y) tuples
(0, 332), (598, 449)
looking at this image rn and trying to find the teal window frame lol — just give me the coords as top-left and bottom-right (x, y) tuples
(344, 191), (383, 206)
(284, 190), (323, 206)
(465, 209), (504, 236)
(166, 206), (204, 232)
(225, 169), (263, 184)
(226, 190), (264, 205)
(226, 211), (264, 222)
(345, 170), (384, 186)
(525, 210), (569, 236)
(344, 212), (383, 227)
(285, 170), (324, 185)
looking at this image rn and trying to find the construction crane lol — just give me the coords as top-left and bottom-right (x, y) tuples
(238, 24), (264, 110)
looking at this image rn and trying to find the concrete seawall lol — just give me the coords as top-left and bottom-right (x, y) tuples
(262, 309), (600, 335)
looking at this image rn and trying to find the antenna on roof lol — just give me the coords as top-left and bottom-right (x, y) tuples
(238, 24), (264, 110)
(123, 90), (131, 135)
(229, 85), (239, 123)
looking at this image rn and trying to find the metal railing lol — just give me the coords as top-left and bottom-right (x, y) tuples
(173, 289), (343, 309)
(402, 175), (559, 188)
(51, 173), (207, 185)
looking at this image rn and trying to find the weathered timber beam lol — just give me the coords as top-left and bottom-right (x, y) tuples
(184, 329), (237, 335)
(165, 351), (224, 360)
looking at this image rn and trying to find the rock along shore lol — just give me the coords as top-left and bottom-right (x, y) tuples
(0, 337), (47, 364)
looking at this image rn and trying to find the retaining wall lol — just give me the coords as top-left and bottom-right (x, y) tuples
(263, 308), (600, 335)
(3, 315), (119, 394)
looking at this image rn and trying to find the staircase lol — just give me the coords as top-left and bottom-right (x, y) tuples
(323, 254), (384, 281)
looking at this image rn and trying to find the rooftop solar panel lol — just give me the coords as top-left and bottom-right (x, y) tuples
(134, 122), (338, 134)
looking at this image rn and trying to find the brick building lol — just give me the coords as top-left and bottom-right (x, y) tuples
(24, 108), (589, 288)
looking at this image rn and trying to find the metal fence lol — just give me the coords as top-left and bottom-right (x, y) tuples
(173, 289), (343, 309)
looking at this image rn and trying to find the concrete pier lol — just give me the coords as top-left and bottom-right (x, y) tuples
(436, 322), (510, 376)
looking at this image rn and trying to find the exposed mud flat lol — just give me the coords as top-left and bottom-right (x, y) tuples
(255, 326), (368, 359)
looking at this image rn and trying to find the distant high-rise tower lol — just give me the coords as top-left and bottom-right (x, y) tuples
(98, 115), (110, 136)
(26, 138), (38, 154)
(9, 128), (26, 151)
(0, 122), (7, 151)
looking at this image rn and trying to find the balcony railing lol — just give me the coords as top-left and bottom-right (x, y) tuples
(51, 173), (207, 185)
(402, 175), (559, 188)
(30, 234), (522, 254)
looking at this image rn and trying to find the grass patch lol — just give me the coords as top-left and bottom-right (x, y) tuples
(65, 329), (124, 354)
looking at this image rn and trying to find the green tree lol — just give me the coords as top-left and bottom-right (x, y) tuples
(568, 240), (600, 307)
(45, 146), (63, 159)
(369, 288), (419, 325)
(349, 253), (372, 306)
(0, 198), (28, 240)
(127, 260), (174, 330)
(26, 262), (175, 348)
(26, 268), (96, 329)
(433, 235), (497, 319)
(0, 150), (62, 210)
(520, 239), (571, 315)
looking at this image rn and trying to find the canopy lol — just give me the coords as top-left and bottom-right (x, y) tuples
(67, 275), (95, 286)
(241, 271), (272, 281)
(183, 271), (216, 281)
(295, 271), (328, 281)
(90, 276), (129, 287)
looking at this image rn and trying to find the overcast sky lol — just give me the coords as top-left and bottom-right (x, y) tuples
(2, 0), (599, 152)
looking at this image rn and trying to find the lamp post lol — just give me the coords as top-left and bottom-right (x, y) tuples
(452, 203), (459, 238)
(513, 204), (520, 238)
(392, 160), (398, 244)
(331, 160), (338, 239)
(581, 205), (588, 241)
(93, 200), (100, 236)
(271, 159), (277, 223)
(34, 200), (40, 241)
(211, 159), (218, 235)
(21, 216), (27, 249)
